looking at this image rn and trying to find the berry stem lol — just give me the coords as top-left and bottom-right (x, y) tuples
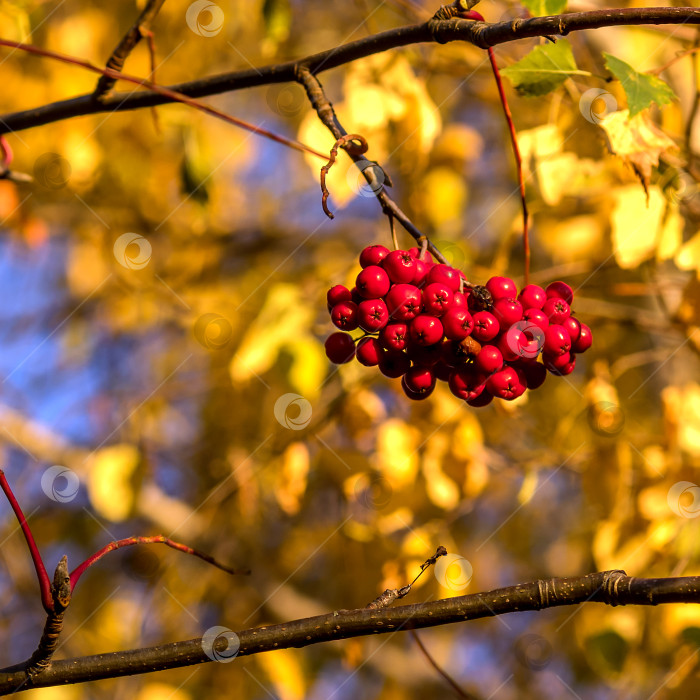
(487, 45), (529, 285)
(69, 535), (250, 591)
(0, 470), (54, 612)
(389, 212), (399, 251)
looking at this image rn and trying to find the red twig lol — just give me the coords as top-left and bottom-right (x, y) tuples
(0, 38), (327, 161)
(141, 27), (161, 133)
(0, 470), (53, 612)
(0, 135), (13, 169)
(487, 45), (529, 284)
(69, 535), (250, 591)
(410, 630), (475, 699)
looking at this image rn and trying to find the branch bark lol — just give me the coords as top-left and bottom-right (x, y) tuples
(1, 569), (699, 694)
(1, 8), (699, 134)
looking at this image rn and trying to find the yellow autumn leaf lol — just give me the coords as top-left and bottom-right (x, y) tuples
(422, 434), (459, 510)
(611, 185), (666, 268)
(257, 648), (306, 700)
(675, 231), (700, 277)
(600, 110), (677, 191)
(417, 167), (468, 230)
(87, 444), (139, 522)
(451, 414), (483, 461)
(540, 215), (604, 263)
(136, 684), (191, 700)
(276, 442), (310, 515)
(376, 419), (420, 488)
(230, 284), (312, 383)
(657, 205), (684, 261)
(662, 383), (700, 456)
(284, 336), (326, 401)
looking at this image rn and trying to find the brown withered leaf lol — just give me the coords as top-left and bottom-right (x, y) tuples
(600, 110), (678, 195)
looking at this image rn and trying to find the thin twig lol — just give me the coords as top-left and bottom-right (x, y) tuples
(320, 133), (368, 218)
(69, 535), (250, 590)
(0, 39), (327, 161)
(0, 470), (53, 612)
(93, 0), (167, 98)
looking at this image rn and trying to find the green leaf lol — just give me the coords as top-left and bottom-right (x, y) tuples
(603, 53), (677, 117)
(521, 0), (567, 16)
(501, 40), (589, 97)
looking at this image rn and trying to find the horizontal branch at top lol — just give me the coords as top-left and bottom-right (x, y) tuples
(1, 7), (699, 134)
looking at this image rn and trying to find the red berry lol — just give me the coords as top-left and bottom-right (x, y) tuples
(543, 351), (572, 372)
(442, 307), (474, 341)
(475, 345), (503, 374)
(523, 308), (549, 332)
(572, 323), (592, 353)
(486, 367), (522, 400)
(486, 276), (517, 301)
(350, 287), (363, 305)
(546, 281), (574, 305)
(441, 340), (469, 368)
(423, 283), (454, 316)
(385, 284), (423, 321)
(518, 284), (546, 310)
(543, 324), (571, 356)
(453, 291), (468, 308)
(449, 367), (487, 401)
(426, 264), (461, 292)
(542, 297), (570, 324)
(412, 259), (431, 286)
(379, 323), (409, 352)
(467, 390), (493, 407)
(563, 316), (581, 345)
(324, 332), (355, 364)
(356, 266), (391, 298)
(358, 299), (389, 332)
(383, 250), (417, 284)
(331, 301), (359, 331)
(359, 245), (390, 268)
(472, 311), (500, 342)
(492, 297), (524, 328)
(407, 247), (434, 262)
(356, 337), (382, 366)
(519, 360), (547, 389)
(404, 366), (436, 394)
(543, 352), (576, 375)
(410, 315), (444, 346)
(433, 361), (453, 381)
(327, 285), (352, 308)
(401, 376), (435, 400)
(497, 332), (522, 362)
(407, 342), (443, 366)
(379, 352), (411, 378)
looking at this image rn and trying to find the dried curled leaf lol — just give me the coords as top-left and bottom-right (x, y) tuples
(600, 110), (678, 193)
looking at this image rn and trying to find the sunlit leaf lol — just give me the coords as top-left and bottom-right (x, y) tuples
(276, 442), (309, 515)
(521, 0), (566, 16)
(257, 647), (306, 700)
(87, 444), (140, 522)
(376, 419), (420, 488)
(604, 53), (677, 116)
(501, 40), (587, 97)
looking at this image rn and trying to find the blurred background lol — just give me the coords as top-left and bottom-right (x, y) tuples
(0, 0), (700, 698)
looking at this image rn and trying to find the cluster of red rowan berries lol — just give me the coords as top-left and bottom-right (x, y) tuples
(324, 245), (592, 405)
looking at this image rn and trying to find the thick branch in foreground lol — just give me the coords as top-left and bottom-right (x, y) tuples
(1, 8), (700, 134)
(1, 570), (699, 694)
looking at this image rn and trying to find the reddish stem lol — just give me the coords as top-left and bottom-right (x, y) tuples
(0, 135), (13, 168)
(69, 535), (249, 591)
(461, 9), (530, 284)
(0, 470), (54, 612)
(0, 38), (327, 161)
